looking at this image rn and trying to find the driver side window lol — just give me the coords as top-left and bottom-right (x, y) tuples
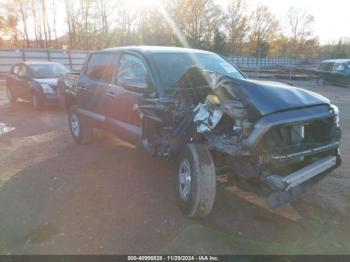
(116, 54), (148, 86)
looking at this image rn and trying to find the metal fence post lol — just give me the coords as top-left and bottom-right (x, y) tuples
(47, 49), (51, 61)
(289, 57), (292, 80)
(68, 50), (73, 70)
(21, 48), (26, 62)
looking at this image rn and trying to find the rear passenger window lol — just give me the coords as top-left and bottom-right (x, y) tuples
(86, 53), (117, 83)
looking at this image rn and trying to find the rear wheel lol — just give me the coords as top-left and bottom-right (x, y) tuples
(7, 87), (17, 103)
(68, 106), (93, 144)
(177, 144), (216, 218)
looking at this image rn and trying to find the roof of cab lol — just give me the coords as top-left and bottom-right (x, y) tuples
(101, 46), (213, 54)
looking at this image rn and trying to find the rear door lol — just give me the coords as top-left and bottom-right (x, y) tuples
(103, 52), (153, 144)
(76, 52), (118, 123)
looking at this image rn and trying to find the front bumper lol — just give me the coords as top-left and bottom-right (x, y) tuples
(263, 153), (341, 208)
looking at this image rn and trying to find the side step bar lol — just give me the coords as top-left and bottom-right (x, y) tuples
(282, 156), (337, 190)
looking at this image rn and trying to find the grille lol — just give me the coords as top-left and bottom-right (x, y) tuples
(262, 116), (338, 150)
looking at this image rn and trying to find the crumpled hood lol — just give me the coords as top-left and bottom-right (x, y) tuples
(175, 67), (330, 117)
(33, 78), (58, 89)
(229, 78), (330, 116)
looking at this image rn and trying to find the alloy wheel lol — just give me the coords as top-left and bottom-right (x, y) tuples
(178, 159), (192, 201)
(70, 113), (80, 138)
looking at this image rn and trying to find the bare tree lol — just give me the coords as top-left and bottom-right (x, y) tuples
(52, 0), (58, 48)
(287, 6), (316, 57)
(225, 0), (249, 55)
(248, 4), (279, 56)
(0, 0), (322, 57)
(64, 0), (77, 49)
(287, 7), (314, 42)
(19, 0), (30, 47)
(41, 0), (52, 47)
(7, 15), (18, 46)
(165, 0), (223, 49)
(1, 0), (31, 47)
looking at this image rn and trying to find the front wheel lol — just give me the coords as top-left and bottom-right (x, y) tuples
(177, 144), (216, 218)
(68, 106), (93, 144)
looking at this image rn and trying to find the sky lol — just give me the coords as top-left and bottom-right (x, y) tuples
(22, 0), (350, 45)
(219, 0), (350, 44)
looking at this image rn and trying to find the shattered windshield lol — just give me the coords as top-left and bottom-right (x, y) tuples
(152, 52), (245, 89)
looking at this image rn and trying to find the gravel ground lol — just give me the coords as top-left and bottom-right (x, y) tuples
(0, 79), (349, 254)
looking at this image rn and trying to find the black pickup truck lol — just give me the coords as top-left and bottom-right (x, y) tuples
(58, 46), (341, 218)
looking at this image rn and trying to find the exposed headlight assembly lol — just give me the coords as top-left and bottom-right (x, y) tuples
(193, 103), (223, 133)
(41, 84), (55, 94)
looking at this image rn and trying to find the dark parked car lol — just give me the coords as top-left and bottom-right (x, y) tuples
(6, 61), (71, 109)
(315, 59), (350, 87)
(60, 46), (341, 218)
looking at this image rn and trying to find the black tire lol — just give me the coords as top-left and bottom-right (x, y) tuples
(177, 144), (216, 218)
(7, 87), (17, 103)
(68, 106), (94, 145)
(31, 92), (44, 110)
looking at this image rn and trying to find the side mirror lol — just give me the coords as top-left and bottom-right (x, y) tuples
(121, 78), (150, 92)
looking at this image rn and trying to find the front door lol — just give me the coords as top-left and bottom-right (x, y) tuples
(103, 52), (153, 144)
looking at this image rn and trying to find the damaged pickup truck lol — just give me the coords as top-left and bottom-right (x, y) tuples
(60, 46), (342, 218)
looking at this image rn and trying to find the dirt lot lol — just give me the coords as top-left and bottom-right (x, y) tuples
(0, 79), (349, 254)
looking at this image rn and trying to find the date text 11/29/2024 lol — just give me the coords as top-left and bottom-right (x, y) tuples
(127, 256), (220, 261)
